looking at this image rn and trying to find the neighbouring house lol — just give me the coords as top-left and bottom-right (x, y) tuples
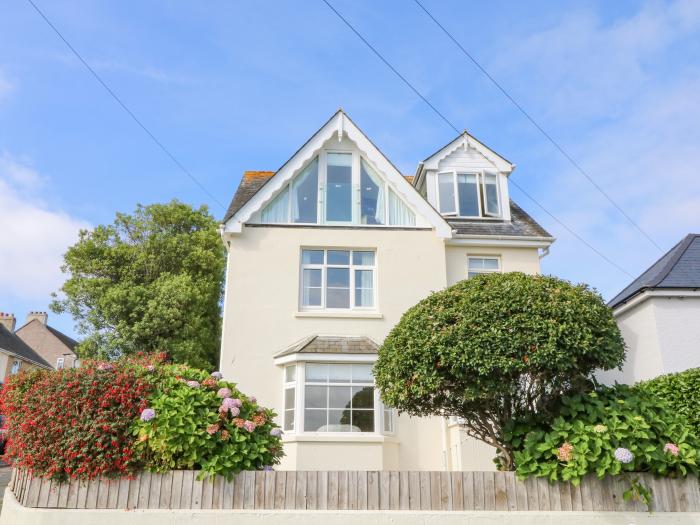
(0, 313), (52, 380)
(15, 311), (79, 370)
(219, 110), (555, 471)
(600, 233), (700, 385)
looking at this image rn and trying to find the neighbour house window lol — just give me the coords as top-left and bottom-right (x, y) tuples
(304, 363), (375, 433)
(467, 256), (500, 279)
(56, 357), (65, 370)
(437, 171), (500, 217)
(10, 360), (20, 375)
(260, 153), (415, 226)
(283, 365), (296, 431)
(300, 249), (376, 310)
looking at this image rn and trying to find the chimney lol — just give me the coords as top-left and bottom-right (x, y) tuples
(26, 311), (48, 326)
(0, 312), (16, 332)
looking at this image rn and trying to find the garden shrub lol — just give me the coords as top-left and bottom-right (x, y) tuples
(510, 385), (699, 484)
(374, 272), (625, 469)
(0, 354), (284, 481)
(637, 368), (700, 436)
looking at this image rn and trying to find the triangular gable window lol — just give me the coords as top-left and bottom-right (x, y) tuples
(260, 152), (415, 226)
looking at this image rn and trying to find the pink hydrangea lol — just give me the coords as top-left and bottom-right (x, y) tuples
(186, 380), (200, 388)
(556, 442), (573, 462)
(664, 443), (680, 456)
(230, 406), (240, 417)
(206, 423), (220, 435)
(217, 388), (232, 399)
(140, 408), (156, 422)
(231, 398), (242, 408)
(97, 363), (113, 371)
(243, 420), (256, 432)
(249, 396), (257, 404)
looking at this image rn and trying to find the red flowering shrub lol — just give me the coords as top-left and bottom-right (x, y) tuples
(0, 356), (158, 481)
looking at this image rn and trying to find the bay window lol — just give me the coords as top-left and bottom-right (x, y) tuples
(437, 171), (501, 217)
(260, 152), (415, 226)
(300, 249), (376, 310)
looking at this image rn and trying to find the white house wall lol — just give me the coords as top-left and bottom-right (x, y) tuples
(653, 296), (700, 374)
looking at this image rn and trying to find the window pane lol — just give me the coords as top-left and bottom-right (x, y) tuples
(302, 249), (324, 265)
(468, 271), (480, 279)
(483, 173), (500, 216)
(360, 160), (385, 225)
(292, 158), (318, 223)
(388, 188), (416, 226)
(261, 185), (289, 223)
(327, 288), (350, 308)
(438, 173), (456, 214)
(328, 409), (348, 429)
(352, 386), (375, 409)
(329, 386), (352, 408)
(383, 408), (394, 433)
(285, 365), (296, 383)
(327, 267), (350, 308)
(305, 386), (328, 408)
(306, 363), (328, 382)
(326, 153), (353, 222)
(285, 387), (295, 409)
(352, 251), (375, 265)
(304, 409), (327, 432)
(302, 269), (322, 307)
(327, 250), (350, 265)
(354, 270), (374, 307)
(329, 364), (352, 384)
(483, 258), (499, 270)
(327, 267), (349, 287)
(284, 409), (295, 431)
(352, 364), (373, 383)
(457, 174), (479, 216)
(353, 410), (374, 432)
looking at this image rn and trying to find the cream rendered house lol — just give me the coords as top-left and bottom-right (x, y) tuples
(220, 110), (554, 471)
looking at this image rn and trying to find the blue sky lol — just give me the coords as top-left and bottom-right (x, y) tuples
(1, 0), (699, 338)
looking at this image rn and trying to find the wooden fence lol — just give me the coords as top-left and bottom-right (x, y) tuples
(9, 468), (700, 512)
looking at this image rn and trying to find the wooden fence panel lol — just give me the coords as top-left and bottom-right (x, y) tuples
(11, 468), (700, 512)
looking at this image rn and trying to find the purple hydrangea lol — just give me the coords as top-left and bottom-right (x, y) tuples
(211, 371), (223, 380)
(140, 408), (156, 422)
(186, 380), (201, 388)
(614, 447), (634, 464)
(230, 406), (240, 417)
(217, 388), (232, 399)
(243, 420), (256, 432)
(270, 428), (283, 437)
(263, 466), (274, 471)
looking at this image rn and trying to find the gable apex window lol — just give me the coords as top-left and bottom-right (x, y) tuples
(437, 171), (501, 218)
(259, 152), (415, 226)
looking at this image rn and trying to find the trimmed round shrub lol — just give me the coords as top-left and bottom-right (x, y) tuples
(373, 272), (625, 469)
(510, 385), (699, 484)
(637, 368), (700, 436)
(0, 354), (283, 481)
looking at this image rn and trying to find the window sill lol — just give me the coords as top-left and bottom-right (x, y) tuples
(294, 311), (383, 319)
(282, 433), (398, 444)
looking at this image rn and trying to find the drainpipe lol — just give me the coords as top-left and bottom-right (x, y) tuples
(441, 417), (450, 470)
(539, 246), (550, 260)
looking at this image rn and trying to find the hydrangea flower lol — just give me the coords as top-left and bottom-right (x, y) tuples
(230, 406), (240, 417)
(243, 420), (256, 432)
(263, 466), (273, 471)
(186, 380), (201, 388)
(556, 442), (573, 462)
(249, 396), (257, 404)
(206, 423), (220, 435)
(614, 447), (634, 464)
(220, 430), (230, 441)
(140, 408), (156, 422)
(270, 428), (283, 437)
(202, 377), (218, 389)
(593, 424), (607, 434)
(231, 398), (242, 408)
(217, 388), (232, 399)
(211, 371), (223, 380)
(97, 363), (113, 371)
(664, 443), (680, 456)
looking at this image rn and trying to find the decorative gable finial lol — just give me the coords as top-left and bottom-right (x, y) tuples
(337, 111), (344, 142)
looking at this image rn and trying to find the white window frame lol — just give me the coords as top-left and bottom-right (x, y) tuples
(283, 361), (394, 436)
(436, 171), (501, 218)
(10, 360), (20, 375)
(56, 357), (65, 370)
(260, 151), (417, 227)
(467, 255), (501, 279)
(299, 248), (377, 312)
(283, 365), (297, 432)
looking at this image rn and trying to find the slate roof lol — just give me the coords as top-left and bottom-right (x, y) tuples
(274, 335), (378, 358)
(608, 233), (700, 309)
(0, 324), (52, 368)
(448, 201), (553, 238)
(223, 171), (275, 223)
(47, 325), (79, 352)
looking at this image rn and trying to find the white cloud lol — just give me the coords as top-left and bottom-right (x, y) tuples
(0, 156), (89, 300)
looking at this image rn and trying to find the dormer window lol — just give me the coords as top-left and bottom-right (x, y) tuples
(437, 171), (500, 218)
(260, 152), (416, 226)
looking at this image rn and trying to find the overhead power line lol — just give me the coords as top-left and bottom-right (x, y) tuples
(412, 0), (662, 253)
(25, 0), (226, 211)
(321, 0), (634, 278)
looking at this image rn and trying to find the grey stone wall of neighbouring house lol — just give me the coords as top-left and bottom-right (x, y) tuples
(15, 312), (78, 370)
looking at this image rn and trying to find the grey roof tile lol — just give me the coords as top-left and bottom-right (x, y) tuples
(609, 234), (700, 309)
(448, 200), (553, 238)
(0, 324), (52, 368)
(275, 335), (378, 358)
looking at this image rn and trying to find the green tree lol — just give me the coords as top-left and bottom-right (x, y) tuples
(51, 200), (225, 369)
(373, 272), (625, 470)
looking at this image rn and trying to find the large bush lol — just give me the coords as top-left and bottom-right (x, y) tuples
(374, 272), (625, 469)
(637, 368), (700, 436)
(510, 385), (699, 483)
(0, 354), (283, 481)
